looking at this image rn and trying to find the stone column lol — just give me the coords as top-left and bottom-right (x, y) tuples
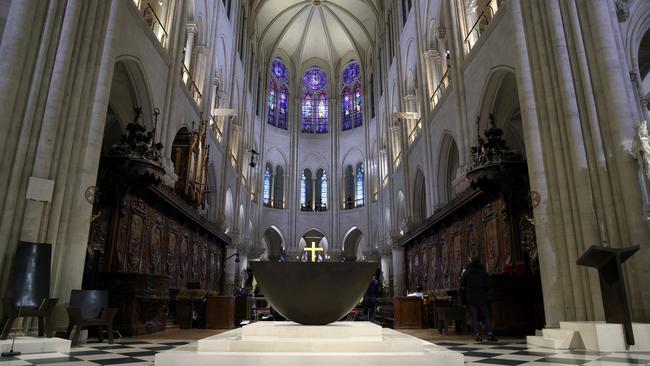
(510, 0), (566, 327)
(391, 245), (405, 297)
(580, 0), (650, 320)
(224, 247), (237, 295)
(380, 248), (392, 293)
(423, 49), (439, 97)
(182, 23), (197, 81)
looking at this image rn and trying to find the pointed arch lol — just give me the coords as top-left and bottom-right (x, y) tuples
(413, 168), (427, 224)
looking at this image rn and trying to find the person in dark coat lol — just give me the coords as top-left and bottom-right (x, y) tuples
(461, 257), (497, 342)
(362, 273), (380, 321)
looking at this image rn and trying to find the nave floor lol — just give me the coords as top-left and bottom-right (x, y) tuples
(0, 327), (648, 366)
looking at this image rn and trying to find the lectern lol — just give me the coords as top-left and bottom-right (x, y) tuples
(576, 245), (639, 347)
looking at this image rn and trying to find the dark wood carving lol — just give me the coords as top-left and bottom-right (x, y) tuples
(85, 171), (228, 335)
(402, 189), (543, 335)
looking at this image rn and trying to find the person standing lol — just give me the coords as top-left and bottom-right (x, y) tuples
(362, 274), (380, 321)
(461, 257), (497, 342)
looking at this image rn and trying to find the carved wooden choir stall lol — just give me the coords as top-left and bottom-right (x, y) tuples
(401, 115), (545, 336)
(84, 111), (229, 336)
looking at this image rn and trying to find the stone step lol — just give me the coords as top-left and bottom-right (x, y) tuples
(526, 335), (559, 349)
(541, 329), (581, 349)
(155, 349), (463, 366)
(198, 338), (424, 353)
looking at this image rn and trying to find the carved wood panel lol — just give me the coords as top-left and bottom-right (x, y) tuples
(87, 191), (226, 292)
(405, 194), (533, 294)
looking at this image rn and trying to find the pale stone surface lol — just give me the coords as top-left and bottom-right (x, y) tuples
(630, 323), (650, 352)
(559, 322), (626, 352)
(0, 337), (70, 355)
(156, 322), (463, 366)
(526, 329), (582, 350)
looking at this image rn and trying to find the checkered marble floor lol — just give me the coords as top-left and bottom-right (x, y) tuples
(1, 337), (649, 365)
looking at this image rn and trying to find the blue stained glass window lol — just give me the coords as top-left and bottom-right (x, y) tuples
(302, 67), (329, 133)
(278, 86), (288, 129)
(354, 82), (363, 127)
(355, 164), (364, 206)
(321, 171), (328, 208)
(343, 62), (360, 84)
(263, 166), (272, 205)
(304, 69), (328, 89)
(341, 61), (362, 130)
(300, 170), (307, 207)
(268, 59), (289, 129)
(342, 87), (353, 130)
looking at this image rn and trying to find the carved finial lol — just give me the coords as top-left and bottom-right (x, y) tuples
(133, 106), (143, 124)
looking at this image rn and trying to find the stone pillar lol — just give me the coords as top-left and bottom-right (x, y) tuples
(510, 0), (566, 327)
(0, 0), (118, 327)
(391, 247), (405, 297)
(182, 23), (197, 81)
(380, 251), (392, 291)
(423, 49), (440, 98)
(224, 247), (238, 295)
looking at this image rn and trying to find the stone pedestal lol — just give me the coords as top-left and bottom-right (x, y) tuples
(155, 321), (463, 366)
(0, 337), (70, 355)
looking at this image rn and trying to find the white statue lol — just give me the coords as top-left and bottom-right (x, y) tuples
(632, 121), (650, 182)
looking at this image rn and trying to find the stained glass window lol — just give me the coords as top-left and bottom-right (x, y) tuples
(263, 165), (272, 205)
(342, 87), (352, 130)
(341, 61), (362, 130)
(356, 163), (364, 206)
(320, 170), (328, 210)
(267, 59), (289, 129)
(302, 67), (328, 133)
(301, 170), (307, 208)
(354, 82), (363, 127)
(278, 86), (288, 129)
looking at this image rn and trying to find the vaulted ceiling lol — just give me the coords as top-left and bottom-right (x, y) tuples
(254, 0), (380, 70)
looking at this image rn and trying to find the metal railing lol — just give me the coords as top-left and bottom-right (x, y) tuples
(229, 150), (237, 167)
(300, 203), (328, 212)
(408, 118), (423, 145)
(210, 115), (223, 143)
(392, 151), (403, 170)
(136, 2), (168, 48)
(463, 0), (501, 54)
(430, 70), (450, 111)
(182, 64), (202, 106)
(342, 198), (365, 210)
(263, 199), (285, 209)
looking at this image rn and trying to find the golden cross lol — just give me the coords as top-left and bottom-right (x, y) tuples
(304, 241), (324, 262)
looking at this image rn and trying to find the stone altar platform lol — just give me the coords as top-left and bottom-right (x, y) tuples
(0, 337), (71, 355)
(155, 321), (463, 366)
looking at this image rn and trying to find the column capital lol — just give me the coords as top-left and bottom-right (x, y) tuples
(436, 26), (447, 40)
(424, 49), (440, 60)
(186, 23), (198, 34)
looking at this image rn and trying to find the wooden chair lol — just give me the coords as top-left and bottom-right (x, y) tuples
(65, 290), (118, 345)
(0, 298), (58, 340)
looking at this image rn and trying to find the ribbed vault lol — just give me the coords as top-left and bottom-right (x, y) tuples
(255, 0), (379, 68)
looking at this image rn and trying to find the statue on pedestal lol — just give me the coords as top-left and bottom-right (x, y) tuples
(632, 121), (650, 218)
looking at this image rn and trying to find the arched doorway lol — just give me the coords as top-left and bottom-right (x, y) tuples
(342, 227), (363, 261)
(262, 226), (284, 261)
(298, 228), (327, 262)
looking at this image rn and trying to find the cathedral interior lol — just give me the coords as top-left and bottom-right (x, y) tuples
(0, 0), (650, 365)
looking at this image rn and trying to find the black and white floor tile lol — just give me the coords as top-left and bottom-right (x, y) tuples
(0, 340), (189, 366)
(435, 340), (650, 366)
(1, 338), (649, 365)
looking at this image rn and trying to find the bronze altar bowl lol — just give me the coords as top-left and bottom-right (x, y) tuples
(249, 261), (378, 325)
